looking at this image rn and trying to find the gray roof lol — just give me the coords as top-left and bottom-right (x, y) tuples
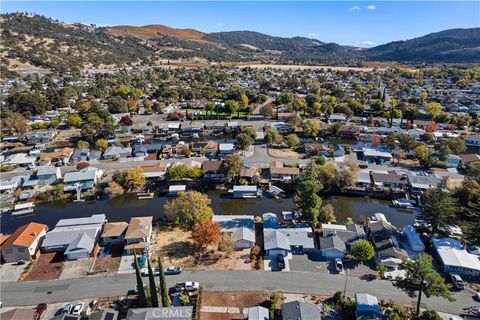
(281, 301), (322, 320)
(89, 309), (118, 320)
(264, 229), (291, 251)
(319, 234), (346, 252)
(248, 306), (269, 320)
(64, 232), (94, 254)
(277, 228), (315, 249)
(63, 167), (99, 183)
(213, 215), (255, 231)
(323, 224), (366, 244)
(37, 166), (59, 176)
(56, 214), (106, 227)
(233, 227), (255, 243)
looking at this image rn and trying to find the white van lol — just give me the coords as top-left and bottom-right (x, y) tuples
(450, 274), (464, 290)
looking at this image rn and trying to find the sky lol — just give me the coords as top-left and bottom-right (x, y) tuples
(1, 1), (479, 47)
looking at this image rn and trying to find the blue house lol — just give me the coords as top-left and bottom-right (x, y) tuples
(37, 167), (61, 185)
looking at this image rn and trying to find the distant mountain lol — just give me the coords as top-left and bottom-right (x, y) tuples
(366, 28), (480, 63)
(1, 13), (478, 76)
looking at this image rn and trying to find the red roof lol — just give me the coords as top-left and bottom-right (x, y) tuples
(1, 222), (47, 248)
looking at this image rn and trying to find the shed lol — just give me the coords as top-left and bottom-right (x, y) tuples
(168, 185), (186, 196)
(233, 227), (255, 249)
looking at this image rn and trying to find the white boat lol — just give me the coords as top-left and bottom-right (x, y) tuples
(137, 192), (154, 200)
(12, 202), (35, 216)
(11, 208), (35, 216)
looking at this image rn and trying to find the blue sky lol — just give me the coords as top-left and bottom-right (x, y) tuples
(2, 1), (479, 47)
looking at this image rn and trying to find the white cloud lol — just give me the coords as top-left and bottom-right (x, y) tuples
(366, 5), (376, 10)
(216, 22), (224, 27)
(361, 41), (377, 45)
(308, 33), (319, 37)
(353, 40), (378, 48)
(349, 6), (361, 11)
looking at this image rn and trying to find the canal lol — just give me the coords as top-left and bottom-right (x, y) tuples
(0, 190), (417, 234)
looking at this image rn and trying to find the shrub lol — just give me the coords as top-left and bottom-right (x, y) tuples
(218, 234), (234, 253)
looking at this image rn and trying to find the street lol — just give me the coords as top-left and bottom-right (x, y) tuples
(0, 270), (476, 314)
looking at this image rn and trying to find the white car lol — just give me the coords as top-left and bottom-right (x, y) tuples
(475, 292), (480, 301)
(334, 258), (344, 273)
(141, 268), (160, 276)
(175, 281), (199, 292)
(71, 302), (85, 315)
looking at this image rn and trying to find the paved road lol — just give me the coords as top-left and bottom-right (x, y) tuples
(0, 271), (476, 314)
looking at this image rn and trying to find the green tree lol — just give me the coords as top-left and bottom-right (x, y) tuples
(414, 143), (434, 168)
(158, 256), (171, 307)
(67, 114), (82, 128)
(134, 252), (147, 307)
(425, 102), (442, 119)
(147, 258), (159, 307)
(265, 127), (279, 145)
(164, 191), (213, 229)
(394, 253), (454, 315)
(376, 263), (387, 279)
(418, 178), (457, 235)
(350, 240), (375, 264)
(123, 168), (146, 191)
(95, 139), (108, 151)
(224, 99), (238, 118)
(441, 137), (466, 155)
(303, 119), (322, 138)
(464, 200), (480, 245)
(286, 134), (300, 148)
(76, 140), (90, 149)
(295, 176), (323, 227)
(2, 111), (29, 134)
(236, 132), (253, 152)
(222, 154), (244, 181)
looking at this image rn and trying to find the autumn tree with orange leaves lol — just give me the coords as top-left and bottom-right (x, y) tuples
(371, 134), (381, 147)
(425, 121), (437, 133)
(192, 220), (221, 250)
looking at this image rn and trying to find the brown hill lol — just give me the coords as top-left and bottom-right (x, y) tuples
(108, 24), (212, 44)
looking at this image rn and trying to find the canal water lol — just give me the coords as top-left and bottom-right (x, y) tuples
(0, 191), (416, 234)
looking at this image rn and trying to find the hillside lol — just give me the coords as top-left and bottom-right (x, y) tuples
(0, 13), (157, 74)
(366, 28), (480, 63)
(108, 24), (213, 44)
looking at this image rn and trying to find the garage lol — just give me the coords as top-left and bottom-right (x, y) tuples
(66, 250), (90, 261)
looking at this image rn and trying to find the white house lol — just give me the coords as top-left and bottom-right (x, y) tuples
(0, 222), (48, 263)
(63, 166), (103, 191)
(432, 237), (480, 277)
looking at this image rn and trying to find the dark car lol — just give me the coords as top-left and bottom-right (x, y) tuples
(34, 303), (47, 319)
(127, 289), (138, 296)
(277, 254), (285, 269)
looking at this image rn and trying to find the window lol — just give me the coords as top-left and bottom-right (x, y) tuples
(4, 249), (13, 254)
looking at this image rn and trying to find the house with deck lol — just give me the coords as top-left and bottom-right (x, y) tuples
(432, 237), (480, 277)
(63, 167), (103, 192)
(202, 160), (225, 181)
(38, 147), (73, 166)
(101, 222), (129, 245)
(37, 167), (61, 185)
(124, 216), (153, 254)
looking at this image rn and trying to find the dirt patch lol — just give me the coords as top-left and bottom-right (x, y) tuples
(21, 252), (64, 281)
(202, 291), (270, 308)
(152, 228), (251, 271)
(92, 244), (124, 273)
(267, 148), (302, 159)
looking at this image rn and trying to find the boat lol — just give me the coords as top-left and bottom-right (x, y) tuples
(11, 202), (35, 217)
(267, 184), (285, 199)
(390, 198), (416, 208)
(137, 192), (154, 200)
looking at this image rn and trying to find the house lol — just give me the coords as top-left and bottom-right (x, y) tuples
(0, 175), (25, 193)
(2, 153), (36, 167)
(63, 166), (103, 191)
(432, 237), (480, 277)
(168, 185), (186, 196)
(319, 234), (347, 259)
(328, 113), (347, 122)
(101, 222), (129, 245)
(263, 229), (291, 256)
(124, 216), (153, 254)
(1, 308), (39, 320)
(162, 144), (173, 157)
(278, 228), (315, 254)
(339, 125), (360, 139)
(465, 134), (480, 147)
(355, 293), (382, 320)
(460, 154), (480, 167)
(141, 163), (169, 179)
(23, 129), (56, 143)
(248, 306), (269, 320)
(446, 154), (461, 168)
(103, 146), (132, 159)
(21, 175), (39, 189)
(132, 143), (162, 157)
(38, 147), (73, 166)
(281, 301), (322, 320)
(407, 174), (441, 195)
(42, 214), (105, 260)
(37, 166), (61, 185)
(174, 142), (189, 155)
(72, 148), (90, 163)
(240, 166), (260, 184)
(322, 223), (366, 249)
(232, 227), (256, 249)
(88, 150), (102, 161)
(219, 143), (235, 155)
(0, 222), (47, 263)
(362, 148), (392, 164)
(370, 172), (408, 190)
(270, 166), (300, 182)
(402, 225), (425, 252)
(89, 309), (119, 320)
(233, 185), (261, 198)
(368, 219), (408, 267)
(202, 160), (225, 181)
(304, 143), (330, 156)
(202, 141), (219, 156)
(126, 307), (193, 320)
(356, 171), (372, 188)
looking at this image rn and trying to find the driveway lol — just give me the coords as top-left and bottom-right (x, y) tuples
(60, 258), (94, 280)
(117, 254), (135, 274)
(0, 262), (27, 282)
(289, 254), (330, 274)
(263, 254), (291, 272)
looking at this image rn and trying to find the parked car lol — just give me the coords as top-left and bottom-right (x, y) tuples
(62, 304), (73, 314)
(141, 268), (160, 276)
(164, 266), (182, 275)
(450, 274), (464, 290)
(71, 302), (85, 315)
(17, 259), (26, 265)
(335, 258), (344, 273)
(175, 281), (199, 292)
(35, 303), (47, 318)
(277, 254), (285, 269)
(127, 289), (138, 296)
(475, 292), (480, 301)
